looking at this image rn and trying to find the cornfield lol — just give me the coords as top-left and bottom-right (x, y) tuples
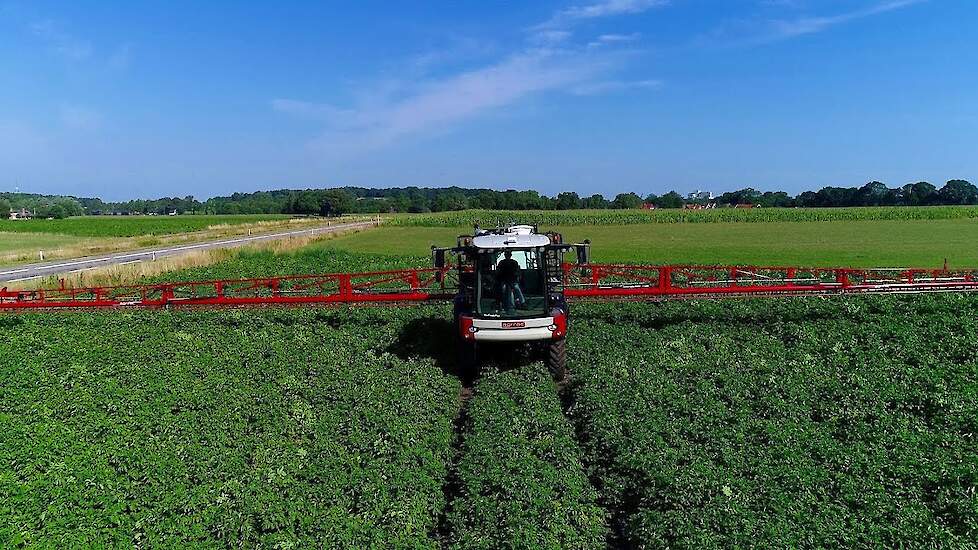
(385, 206), (978, 227)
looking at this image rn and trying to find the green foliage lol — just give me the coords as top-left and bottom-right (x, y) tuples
(567, 296), (978, 547)
(282, 189), (355, 216)
(656, 191), (685, 208)
(385, 206), (978, 226)
(148, 246), (427, 284)
(446, 366), (607, 549)
(0, 198), (10, 219)
(4, 243), (978, 547)
(0, 307), (460, 548)
(611, 192), (643, 209)
(938, 179), (978, 205)
(556, 192), (583, 210)
(0, 214), (289, 237)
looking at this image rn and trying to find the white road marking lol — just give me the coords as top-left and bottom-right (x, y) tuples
(6, 275), (42, 283)
(0, 268), (30, 276)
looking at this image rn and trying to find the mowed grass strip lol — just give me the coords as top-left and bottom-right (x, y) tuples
(320, 218), (978, 268)
(0, 307), (460, 548)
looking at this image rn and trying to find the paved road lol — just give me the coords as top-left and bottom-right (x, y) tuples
(0, 220), (376, 285)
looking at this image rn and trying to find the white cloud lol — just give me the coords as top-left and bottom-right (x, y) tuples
(572, 78), (661, 95)
(289, 48), (619, 153)
(275, 0), (663, 154)
(767, 0), (925, 39)
(705, 0), (928, 45)
(30, 19), (93, 60)
(538, 0), (669, 29)
(587, 32), (641, 48)
(530, 30), (573, 46)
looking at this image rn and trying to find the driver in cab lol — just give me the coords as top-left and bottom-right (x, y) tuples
(496, 250), (526, 312)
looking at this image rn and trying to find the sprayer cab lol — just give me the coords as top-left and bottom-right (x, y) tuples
(432, 224), (590, 380)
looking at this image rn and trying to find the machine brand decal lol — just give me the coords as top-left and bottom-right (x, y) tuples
(501, 321), (526, 329)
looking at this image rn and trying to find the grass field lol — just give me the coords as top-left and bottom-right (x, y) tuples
(0, 216), (344, 267)
(0, 214), (290, 237)
(322, 218), (978, 268)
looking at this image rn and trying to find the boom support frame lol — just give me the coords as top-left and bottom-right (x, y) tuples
(3, 263), (978, 309)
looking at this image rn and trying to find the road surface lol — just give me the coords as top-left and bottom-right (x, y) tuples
(0, 220), (375, 285)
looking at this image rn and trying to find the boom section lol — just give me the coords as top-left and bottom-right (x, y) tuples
(4, 263), (978, 310)
(0, 267), (456, 309)
(562, 264), (978, 298)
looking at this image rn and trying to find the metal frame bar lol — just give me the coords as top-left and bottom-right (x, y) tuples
(4, 262), (978, 310)
(0, 266), (457, 309)
(561, 263), (978, 298)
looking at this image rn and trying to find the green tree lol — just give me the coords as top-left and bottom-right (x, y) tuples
(0, 198), (10, 219)
(901, 181), (936, 206)
(320, 190), (355, 216)
(717, 188), (762, 206)
(857, 181), (897, 206)
(555, 192), (582, 210)
(611, 192), (643, 209)
(432, 191), (468, 212)
(657, 191), (684, 208)
(758, 191), (793, 207)
(582, 194), (609, 209)
(48, 204), (67, 219)
(937, 180), (978, 205)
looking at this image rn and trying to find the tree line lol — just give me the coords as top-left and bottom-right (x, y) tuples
(2, 179), (976, 218)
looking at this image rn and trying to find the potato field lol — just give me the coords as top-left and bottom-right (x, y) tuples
(2, 244), (977, 547)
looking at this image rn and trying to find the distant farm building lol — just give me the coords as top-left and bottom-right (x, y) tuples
(686, 190), (714, 201)
(8, 208), (32, 220)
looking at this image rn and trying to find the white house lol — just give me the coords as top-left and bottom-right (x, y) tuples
(8, 208), (32, 220)
(686, 190), (714, 201)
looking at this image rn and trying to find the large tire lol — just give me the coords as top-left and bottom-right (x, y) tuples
(545, 339), (567, 382)
(457, 339), (479, 384)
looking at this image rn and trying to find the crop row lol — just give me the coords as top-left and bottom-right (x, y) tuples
(0, 306), (460, 548)
(566, 296), (978, 547)
(385, 206), (978, 226)
(445, 364), (606, 549)
(0, 214), (289, 237)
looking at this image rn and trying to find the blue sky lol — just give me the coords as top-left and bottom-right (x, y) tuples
(1, 0), (975, 200)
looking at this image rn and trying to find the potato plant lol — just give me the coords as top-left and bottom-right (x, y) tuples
(0, 306), (459, 548)
(568, 296), (978, 547)
(445, 365), (607, 549)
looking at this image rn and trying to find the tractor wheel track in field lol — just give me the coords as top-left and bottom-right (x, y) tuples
(555, 352), (632, 548)
(435, 385), (473, 547)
